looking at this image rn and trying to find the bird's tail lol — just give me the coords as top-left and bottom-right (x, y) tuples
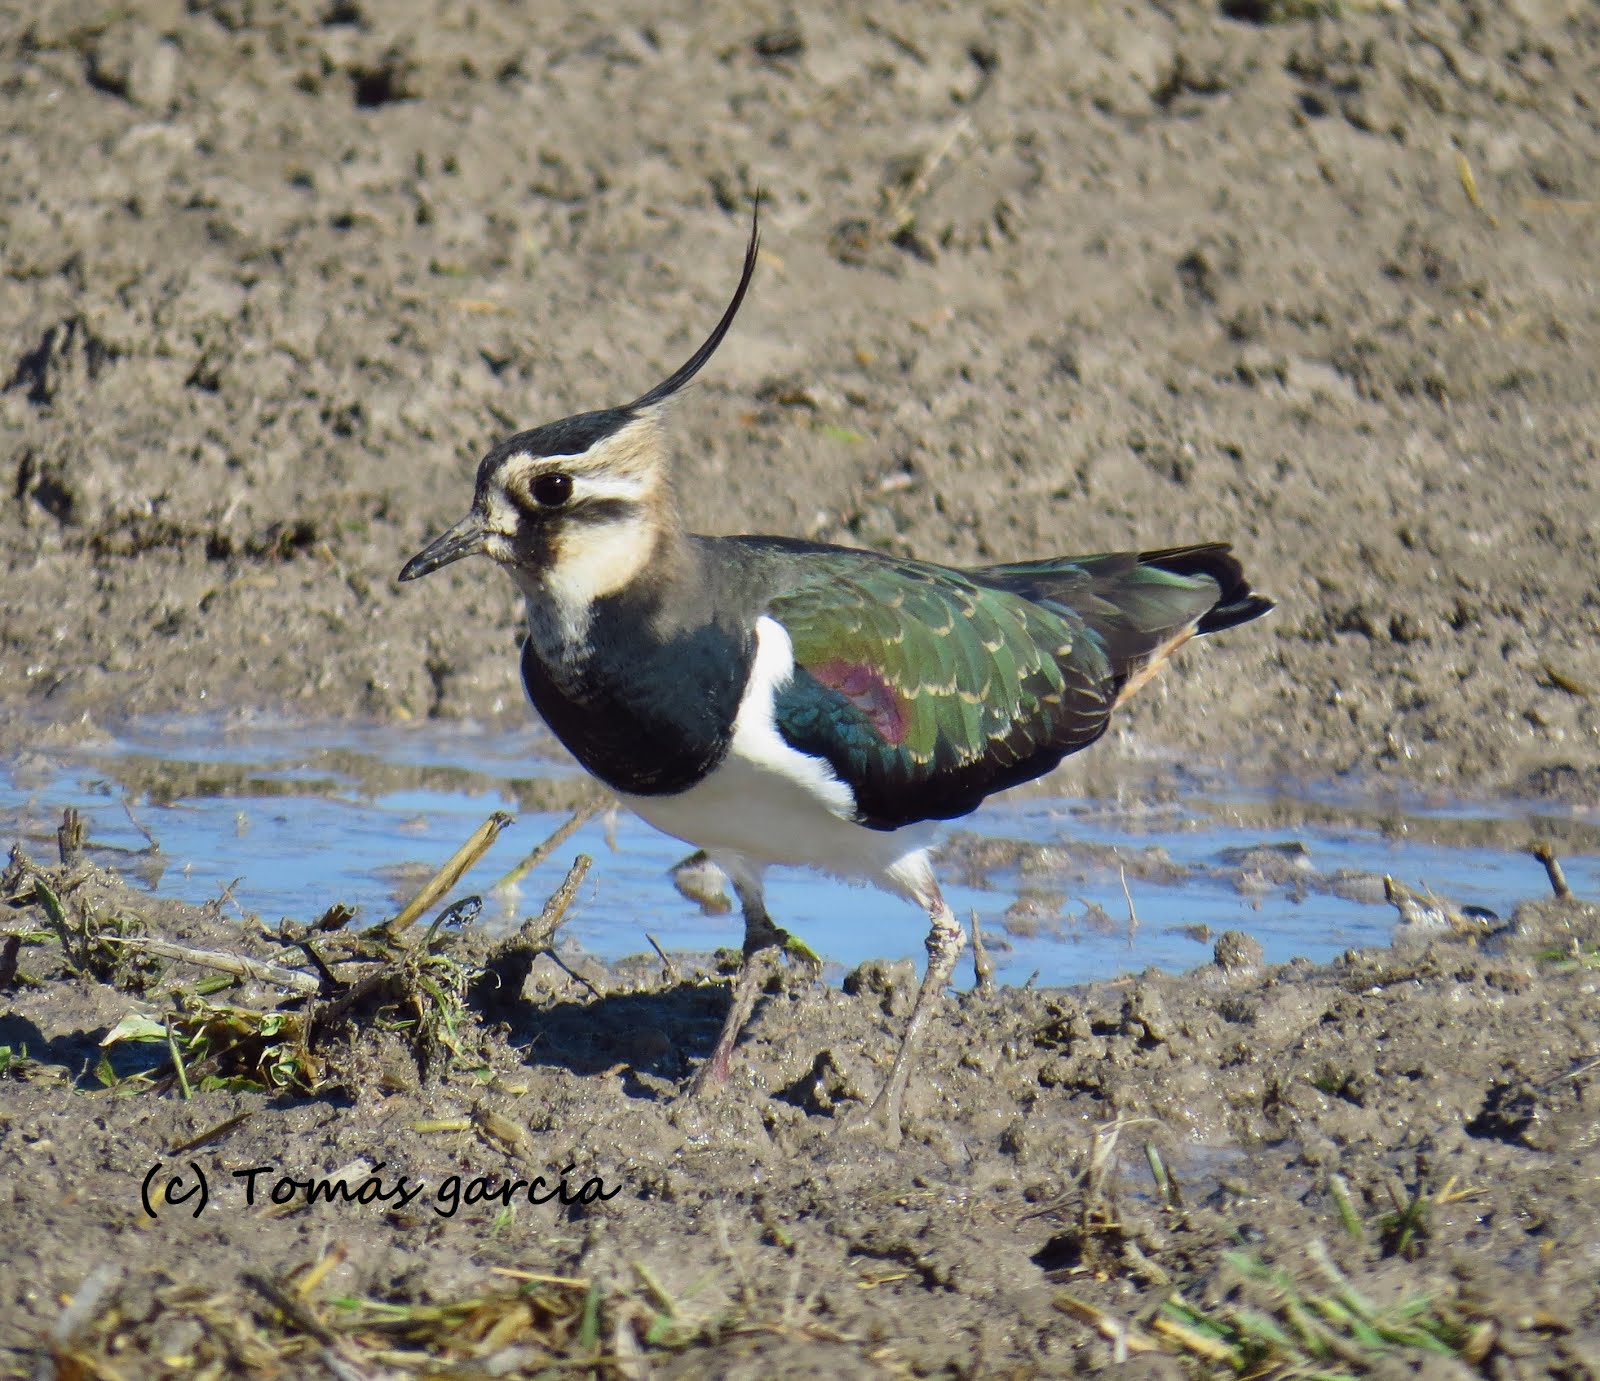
(1130, 543), (1276, 635)
(973, 542), (1274, 708)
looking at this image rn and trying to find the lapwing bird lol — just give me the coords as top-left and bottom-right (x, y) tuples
(399, 209), (1273, 1141)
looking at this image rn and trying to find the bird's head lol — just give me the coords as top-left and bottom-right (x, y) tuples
(398, 208), (760, 616)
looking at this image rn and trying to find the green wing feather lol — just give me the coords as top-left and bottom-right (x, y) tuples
(766, 552), (1112, 829)
(752, 541), (1266, 831)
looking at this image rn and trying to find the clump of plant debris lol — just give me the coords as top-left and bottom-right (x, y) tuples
(2, 806), (595, 1099)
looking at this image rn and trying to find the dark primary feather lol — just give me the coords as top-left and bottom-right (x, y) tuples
(973, 543), (1274, 694)
(730, 538), (1271, 831)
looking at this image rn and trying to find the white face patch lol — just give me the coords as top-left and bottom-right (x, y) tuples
(480, 489), (519, 538)
(506, 502), (662, 657)
(545, 507), (658, 635)
(494, 454), (651, 508)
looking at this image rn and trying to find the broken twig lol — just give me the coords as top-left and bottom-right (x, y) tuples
(99, 934), (320, 994)
(384, 812), (512, 937)
(494, 797), (606, 893)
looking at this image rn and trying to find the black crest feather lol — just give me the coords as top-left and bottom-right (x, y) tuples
(629, 196), (761, 411)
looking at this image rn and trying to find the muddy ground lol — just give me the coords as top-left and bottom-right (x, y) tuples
(3, 826), (1598, 1377)
(3, 0), (1599, 1376)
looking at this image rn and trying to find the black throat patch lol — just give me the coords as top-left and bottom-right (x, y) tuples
(518, 593), (754, 796)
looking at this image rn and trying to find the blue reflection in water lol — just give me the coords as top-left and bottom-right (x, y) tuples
(2, 719), (1594, 989)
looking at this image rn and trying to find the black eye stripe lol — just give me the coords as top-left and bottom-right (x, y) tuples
(566, 498), (634, 525)
(507, 487), (633, 526)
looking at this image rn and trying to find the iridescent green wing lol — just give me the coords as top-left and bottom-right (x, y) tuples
(767, 554), (1116, 830)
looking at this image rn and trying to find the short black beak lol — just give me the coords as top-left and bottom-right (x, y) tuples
(398, 513), (487, 582)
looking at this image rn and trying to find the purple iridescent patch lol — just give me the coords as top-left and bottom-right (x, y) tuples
(810, 659), (909, 744)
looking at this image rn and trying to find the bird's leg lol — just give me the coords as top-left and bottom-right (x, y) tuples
(684, 868), (784, 1097)
(857, 893), (967, 1144)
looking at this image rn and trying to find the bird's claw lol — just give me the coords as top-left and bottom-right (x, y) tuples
(781, 932), (823, 972)
(835, 1090), (904, 1148)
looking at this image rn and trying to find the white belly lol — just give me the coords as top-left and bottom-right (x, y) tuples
(619, 614), (938, 902)
(621, 751), (935, 889)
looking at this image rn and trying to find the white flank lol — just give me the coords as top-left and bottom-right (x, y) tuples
(622, 616), (940, 900)
(730, 616), (856, 820)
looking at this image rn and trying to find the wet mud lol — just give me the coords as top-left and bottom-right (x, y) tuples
(2, 843), (1597, 1375)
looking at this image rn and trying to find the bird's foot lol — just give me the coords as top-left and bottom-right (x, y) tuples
(835, 897), (966, 1147)
(835, 1081), (906, 1148)
(678, 945), (782, 1102)
(683, 1043), (734, 1100)
(780, 930), (823, 973)
(970, 911), (995, 992)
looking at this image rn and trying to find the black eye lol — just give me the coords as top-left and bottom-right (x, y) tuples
(530, 473), (573, 508)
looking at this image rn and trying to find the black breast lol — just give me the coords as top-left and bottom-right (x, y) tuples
(519, 602), (753, 796)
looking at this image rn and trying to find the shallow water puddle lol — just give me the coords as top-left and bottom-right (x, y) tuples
(3, 718), (1595, 989)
